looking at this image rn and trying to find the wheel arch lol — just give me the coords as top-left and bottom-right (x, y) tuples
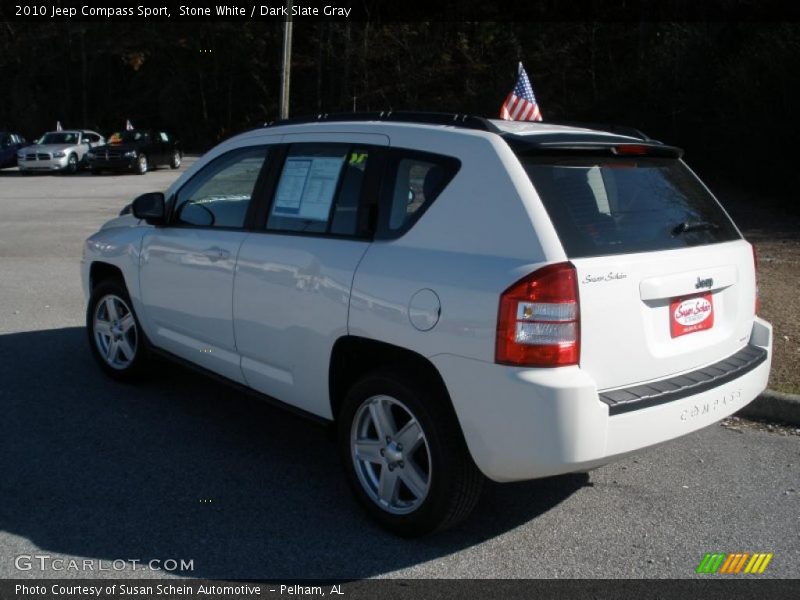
(89, 261), (125, 291)
(329, 336), (455, 422)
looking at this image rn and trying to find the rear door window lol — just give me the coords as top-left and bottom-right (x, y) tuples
(522, 157), (740, 258)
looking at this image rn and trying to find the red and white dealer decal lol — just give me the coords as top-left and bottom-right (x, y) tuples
(670, 293), (714, 338)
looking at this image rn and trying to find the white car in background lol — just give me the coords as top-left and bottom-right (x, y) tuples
(18, 129), (104, 174)
(81, 112), (772, 536)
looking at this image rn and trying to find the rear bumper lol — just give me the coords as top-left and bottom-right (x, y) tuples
(432, 317), (772, 482)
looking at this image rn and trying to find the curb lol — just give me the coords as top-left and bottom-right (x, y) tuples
(737, 389), (800, 426)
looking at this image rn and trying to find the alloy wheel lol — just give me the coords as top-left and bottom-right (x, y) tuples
(351, 395), (432, 515)
(93, 294), (138, 370)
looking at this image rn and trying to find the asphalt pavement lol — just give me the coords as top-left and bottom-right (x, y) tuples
(0, 164), (798, 579)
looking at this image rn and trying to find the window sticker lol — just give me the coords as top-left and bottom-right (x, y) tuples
(272, 156), (344, 221)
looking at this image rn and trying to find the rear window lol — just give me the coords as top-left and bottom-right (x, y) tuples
(522, 157), (740, 258)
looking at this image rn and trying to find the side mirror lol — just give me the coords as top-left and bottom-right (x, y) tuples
(132, 192), (166, 225)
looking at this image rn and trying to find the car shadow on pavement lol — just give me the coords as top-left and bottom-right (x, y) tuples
(0, 327), (588, 579)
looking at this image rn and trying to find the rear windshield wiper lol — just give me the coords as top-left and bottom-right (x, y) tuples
(671, 220), (720, 236)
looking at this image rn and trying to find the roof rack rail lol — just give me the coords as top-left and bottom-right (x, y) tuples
(545, 120), (654, 142)
(260, 112), (654, 143)
(264, 111), (502, 133)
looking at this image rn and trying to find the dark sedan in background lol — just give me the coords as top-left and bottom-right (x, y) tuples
(88, 129), (181, 175)
(0, 132), (28, 169)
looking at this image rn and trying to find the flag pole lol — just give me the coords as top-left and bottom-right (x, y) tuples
(279, 0), (293, 120)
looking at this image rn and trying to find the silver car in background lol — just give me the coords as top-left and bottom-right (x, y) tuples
(17, 130), (104, 174)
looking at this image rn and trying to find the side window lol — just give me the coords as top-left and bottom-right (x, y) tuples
(173, 146), (268, 229)
(266, 143), (370, 236)
(380, 150), (460, 236)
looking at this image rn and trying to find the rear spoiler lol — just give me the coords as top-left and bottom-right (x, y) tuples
(543, 120), (653, 141)
(505, 135), (684, 159)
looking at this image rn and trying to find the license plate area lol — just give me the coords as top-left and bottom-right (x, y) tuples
(670, 292), (714, 338)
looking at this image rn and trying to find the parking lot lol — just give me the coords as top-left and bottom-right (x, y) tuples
(0, 165), (798, 579)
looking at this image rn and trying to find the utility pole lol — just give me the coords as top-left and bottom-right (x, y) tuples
(279, 0), (293, 119)
(80, 26), (88, 128)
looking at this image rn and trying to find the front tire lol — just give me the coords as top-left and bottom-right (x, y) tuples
(65, 153), (78, 174)
(169, 150), (181, 169)
(135, 153), (148, 175)
(86, 279), (148, 381)
(338, 369), (483, 537)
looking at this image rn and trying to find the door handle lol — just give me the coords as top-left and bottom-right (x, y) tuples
(202, 247), (231, 261)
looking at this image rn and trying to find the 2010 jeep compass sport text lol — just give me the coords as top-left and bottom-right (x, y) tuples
(82, 113), (772, 536)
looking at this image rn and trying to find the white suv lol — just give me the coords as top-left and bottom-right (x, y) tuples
(82, 113), (772, 536)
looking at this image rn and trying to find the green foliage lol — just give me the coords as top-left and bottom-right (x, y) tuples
(1, 21), (797, 197)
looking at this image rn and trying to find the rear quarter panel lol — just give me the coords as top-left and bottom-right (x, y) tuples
(349, 129), (562, 363)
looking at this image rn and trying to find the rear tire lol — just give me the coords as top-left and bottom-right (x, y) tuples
(86, 279), (149, 381)
(338, 369), (483, 537)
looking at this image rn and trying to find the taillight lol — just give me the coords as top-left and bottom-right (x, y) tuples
(752, 245), (760, 315)
(495, 262), (580, 367)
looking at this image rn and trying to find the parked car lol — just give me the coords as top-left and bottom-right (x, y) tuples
(0, 131), (28, 169)
(88, 129), (181, 175)
(82, 113), (771, 536)
(17, 129), (104, 174)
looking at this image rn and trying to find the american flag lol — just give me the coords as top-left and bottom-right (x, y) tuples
(500, 62), (542, 122)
